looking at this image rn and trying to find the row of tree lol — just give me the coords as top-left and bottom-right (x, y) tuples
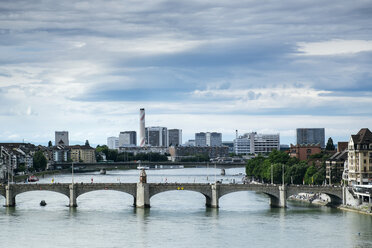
(246, 150), (327, 185)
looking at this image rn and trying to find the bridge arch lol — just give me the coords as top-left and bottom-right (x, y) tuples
(286, 186), (343, 206)
(150, 190), (210, 208)
(149, 184), (213, 207)
(14, 190), (70, 204)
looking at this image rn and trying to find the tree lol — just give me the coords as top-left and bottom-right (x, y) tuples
(33, 151), (47, 171)
(48, 141), (53, 147)
(326, 137), (335, 151)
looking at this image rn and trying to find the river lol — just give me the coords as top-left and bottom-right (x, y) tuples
(0, 167), (371, 248)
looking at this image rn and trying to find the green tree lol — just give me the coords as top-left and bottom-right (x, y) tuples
(33, 151), (47, 171)
(326, 137), (335, 151)
(48, 141), (53, 147)
(304, 166), (318, 184)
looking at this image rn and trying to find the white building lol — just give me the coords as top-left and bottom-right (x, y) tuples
(234, 132), (280, 155)
(107, 137), (119, 149)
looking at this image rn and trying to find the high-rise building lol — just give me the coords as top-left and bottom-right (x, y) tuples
(296, 128), (325, 148)
(107, 137), (119, 149)
(168, 129), (182, 146)
(234, 132), (280, 154)
(119, 131), (137, 147)
(145, 127), (168, 147)
(195, 132), (222, 147)
(55, 131), (69, 146)
(195, 132), (207, 146)
(206, 132), (222, 146)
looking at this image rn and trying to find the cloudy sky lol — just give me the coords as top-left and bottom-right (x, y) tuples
(0, 0), (371, 146)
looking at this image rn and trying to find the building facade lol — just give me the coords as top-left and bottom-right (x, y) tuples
(289, 144), (321, 161)
(326, 150), (347, 185)
(296, 128), (325, 148)
(70, 145), (96, 163)
(195, 133), (207, 146)
(145, 127), (168, 147)
(169, 146), (229, 161)
(55, 131), (69, 146)
(234, 132), (280, 155)
(107, 137), (119, 150)
(195, 132), (222, 147)
(206, 132), (222, 146)
(168, 129), (182, 146)
(119, 131), (137, 147)
(347, 128), (372, 185)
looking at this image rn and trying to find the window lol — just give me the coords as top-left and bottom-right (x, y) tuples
(307, 149), (312, 153)
(364, 159), (367, 164)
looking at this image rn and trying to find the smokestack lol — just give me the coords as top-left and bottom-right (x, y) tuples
(139, 108), (146, 147)
(236, 130), (238, 139)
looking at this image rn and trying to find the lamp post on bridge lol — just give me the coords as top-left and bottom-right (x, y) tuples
(271, 164), (273, 184)
(72, 162), (74, 185)
(282, 164), (285, 187)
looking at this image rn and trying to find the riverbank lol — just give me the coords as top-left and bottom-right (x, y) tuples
(289, 193), (372, 216)
(338, 205), (372, 216)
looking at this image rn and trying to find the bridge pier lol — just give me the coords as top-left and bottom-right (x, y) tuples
(269, 186), (286, 208)
(5, 185), (15, 207)
(69, 184), (77, 207)
(136, 182), (150, 208)
(206, 183), (219, 208)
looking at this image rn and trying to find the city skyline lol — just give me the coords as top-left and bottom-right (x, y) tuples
(0, 0), (371, 146)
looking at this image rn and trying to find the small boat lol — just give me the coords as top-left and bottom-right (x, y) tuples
(100, 169), (106, 175)
(28, 175), (39, 182)
(137, 166), (149, 170)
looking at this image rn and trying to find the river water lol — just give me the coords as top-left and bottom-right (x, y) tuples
(0, 167), (371, 248)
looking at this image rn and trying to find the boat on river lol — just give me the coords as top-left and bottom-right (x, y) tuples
(100, 169), (106, 175)
(28, 175), (39, 182)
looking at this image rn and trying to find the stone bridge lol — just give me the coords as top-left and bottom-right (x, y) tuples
(0, 182), (344, 208)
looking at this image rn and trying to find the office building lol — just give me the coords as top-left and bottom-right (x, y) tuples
(145, 127), (168, 147)
(119, 131), (137, 147)
(195, 132), (222, 147)
(206, 132), (222, 146)
(55, 131), (69, 146)
(296, 128), (325, 148)
(107, 137), (119, 149)
(234, 132), (280, 154)
(195, 132), (206, 146)
(168, 129), (182, 146)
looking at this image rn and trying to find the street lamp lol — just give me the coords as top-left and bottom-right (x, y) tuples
(282, 164), (285, 186)
(72, 162), (74, 184)
(271, 164), (273, 184)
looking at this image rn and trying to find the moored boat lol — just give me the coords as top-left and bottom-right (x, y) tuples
(28, 175), (39, 182)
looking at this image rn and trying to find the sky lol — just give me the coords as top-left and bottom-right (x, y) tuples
(0, 0), (372, 146)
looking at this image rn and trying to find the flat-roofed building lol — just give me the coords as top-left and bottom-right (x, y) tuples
(296, 128), (325, 148)
(168, 129), (182, 146)
(234, 132), (280, 155)
(119, 131), (137, 147)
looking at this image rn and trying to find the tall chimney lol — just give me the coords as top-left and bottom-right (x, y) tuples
(139, 108), (146, 147)
(236, 130), (238, 139)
